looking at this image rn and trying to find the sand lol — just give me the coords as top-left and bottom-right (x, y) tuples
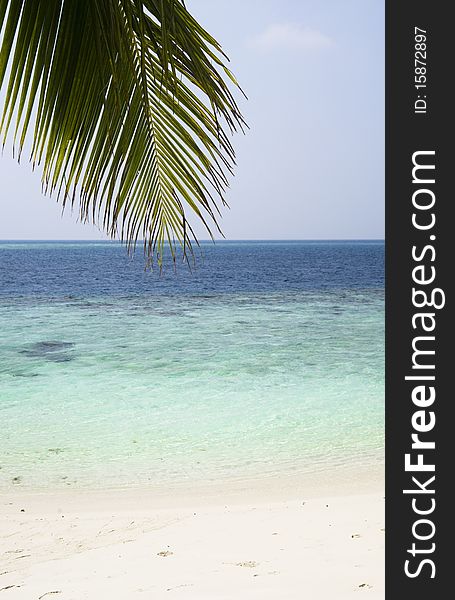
(0, 478), (384, 599)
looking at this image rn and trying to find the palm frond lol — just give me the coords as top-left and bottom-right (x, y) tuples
(0, 0), (245, 265)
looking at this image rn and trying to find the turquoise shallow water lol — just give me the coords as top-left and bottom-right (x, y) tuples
(0, 241), (384, 490)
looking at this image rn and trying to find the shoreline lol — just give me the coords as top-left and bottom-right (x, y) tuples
(0, 462), (384, 508)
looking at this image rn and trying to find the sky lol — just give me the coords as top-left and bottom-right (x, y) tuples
(0, 0), (384, 240)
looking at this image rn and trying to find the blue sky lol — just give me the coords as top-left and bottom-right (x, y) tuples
(0, 0), (384, 240)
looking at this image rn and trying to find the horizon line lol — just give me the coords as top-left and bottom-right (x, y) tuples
(0, 237), (385, 242)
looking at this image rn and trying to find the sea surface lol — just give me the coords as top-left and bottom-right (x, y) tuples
(0, 241), (384, 491)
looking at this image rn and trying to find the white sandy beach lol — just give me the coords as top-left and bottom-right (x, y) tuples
(0, 475), (384, 600)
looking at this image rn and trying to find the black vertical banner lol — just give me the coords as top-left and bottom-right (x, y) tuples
(386, 1), (451, 597)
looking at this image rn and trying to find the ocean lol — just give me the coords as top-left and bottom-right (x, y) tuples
(0, 240), (384, 491)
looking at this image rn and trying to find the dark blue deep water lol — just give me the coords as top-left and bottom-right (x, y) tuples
(0, 240), (384, 298)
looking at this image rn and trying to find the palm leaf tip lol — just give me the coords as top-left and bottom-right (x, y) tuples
(0, 0), (246, 266)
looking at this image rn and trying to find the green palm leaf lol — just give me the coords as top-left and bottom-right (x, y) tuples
(0, 0), (245, 265)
